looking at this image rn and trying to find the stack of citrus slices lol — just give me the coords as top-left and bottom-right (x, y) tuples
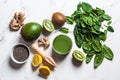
(32, 53), (51, 78)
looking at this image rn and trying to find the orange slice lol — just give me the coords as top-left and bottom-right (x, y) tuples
(32, 54), (43, 67)
(39, 66), (51, 77)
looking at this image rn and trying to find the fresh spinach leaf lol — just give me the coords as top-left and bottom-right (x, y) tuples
(77, 2), (82, 11)
(99, 30), (107, 41)
(88, 50), (96, 56)
(82, 41), (92, 53)
(91, 27), (101, 35)
(93, 7), (105, 16)
(107, 26), (114, 32)
(86, 54), (94, 63)
(92, 39), (102, 52)
(87, 16), (93, 26)
(99, 16), (105, 22)
(71, 11), (81, 21)
(74, 26), (83, 48)
(80, 21), (86, 28)
(90, 13), (99, 23)
(102, 44), (114, 60)
(102, 14), (111, 21)
(81, 2), (93, 13)
(66, 16), (74, 24)
(96, 21), (102, 26)
(107, 21), (112, 25)
(93, 25), (101, 31)
(82, 15), (93, 26)
(94, 52), (104, 68)
(74, 34), (83, 48)
(59, 27), (69, 34)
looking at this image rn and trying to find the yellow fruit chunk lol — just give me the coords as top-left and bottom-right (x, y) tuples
(32, 54), (43, 67)
(39, 66), (51, 77)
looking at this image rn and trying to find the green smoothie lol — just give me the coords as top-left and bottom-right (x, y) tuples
(53, 35), (72, 55)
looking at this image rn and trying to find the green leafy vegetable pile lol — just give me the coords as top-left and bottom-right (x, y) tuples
(66, 2), (114, 68)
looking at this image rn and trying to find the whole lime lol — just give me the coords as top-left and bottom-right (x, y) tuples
(21, 22), (42, 41)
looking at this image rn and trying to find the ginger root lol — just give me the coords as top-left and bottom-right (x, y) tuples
(38, 37), (50, 49)
(10, 12), (25, 31)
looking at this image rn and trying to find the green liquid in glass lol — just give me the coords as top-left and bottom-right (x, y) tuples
(53, 35), (72, 55)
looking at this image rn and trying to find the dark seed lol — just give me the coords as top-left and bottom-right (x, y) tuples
(13, 45), (29, 62)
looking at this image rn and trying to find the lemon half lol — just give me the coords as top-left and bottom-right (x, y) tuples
(39, 66), (51, 77)
(32, 54), (43, 67)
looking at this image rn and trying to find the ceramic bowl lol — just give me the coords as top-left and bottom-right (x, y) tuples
(11, 43), (30, 64)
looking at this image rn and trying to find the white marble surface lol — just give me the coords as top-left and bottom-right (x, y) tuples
(0, 0), (120, 80)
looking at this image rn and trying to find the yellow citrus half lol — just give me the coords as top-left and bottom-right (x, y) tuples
(32, 54), (43, 67)
(39, 66), (51, 77)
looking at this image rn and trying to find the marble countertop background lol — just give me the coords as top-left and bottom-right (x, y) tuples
(0, 0), (120, 80)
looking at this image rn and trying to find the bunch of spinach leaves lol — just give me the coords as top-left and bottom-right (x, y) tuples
(66, 2), (114, 68)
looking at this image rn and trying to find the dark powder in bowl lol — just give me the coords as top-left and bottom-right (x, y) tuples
(13, 45), (29, 62)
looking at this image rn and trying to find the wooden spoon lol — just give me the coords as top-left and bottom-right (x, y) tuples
(31, 43), (56, 69)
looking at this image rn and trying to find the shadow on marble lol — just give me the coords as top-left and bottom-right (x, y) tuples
(9, 57), (25, 70)
(31, 63), (38, 71)
(71, 58), (83, 67)
(51, 49), (67, 63)
(38, 73), (47, 79)
(42, 29), (51, 36)
(18, 37), (34, 46)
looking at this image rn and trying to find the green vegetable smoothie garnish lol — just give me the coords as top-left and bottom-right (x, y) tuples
(66, 2), (114, 68)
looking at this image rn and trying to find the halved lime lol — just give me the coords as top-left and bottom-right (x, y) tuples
(72, 50), (85, 62)
(21, 22), (42, 41)
(42, 19), (54, 32)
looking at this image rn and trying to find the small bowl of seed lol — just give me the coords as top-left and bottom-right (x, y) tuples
(11, 43), (30, 64)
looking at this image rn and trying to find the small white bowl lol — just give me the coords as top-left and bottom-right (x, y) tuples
(11, 43), (30, 64)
